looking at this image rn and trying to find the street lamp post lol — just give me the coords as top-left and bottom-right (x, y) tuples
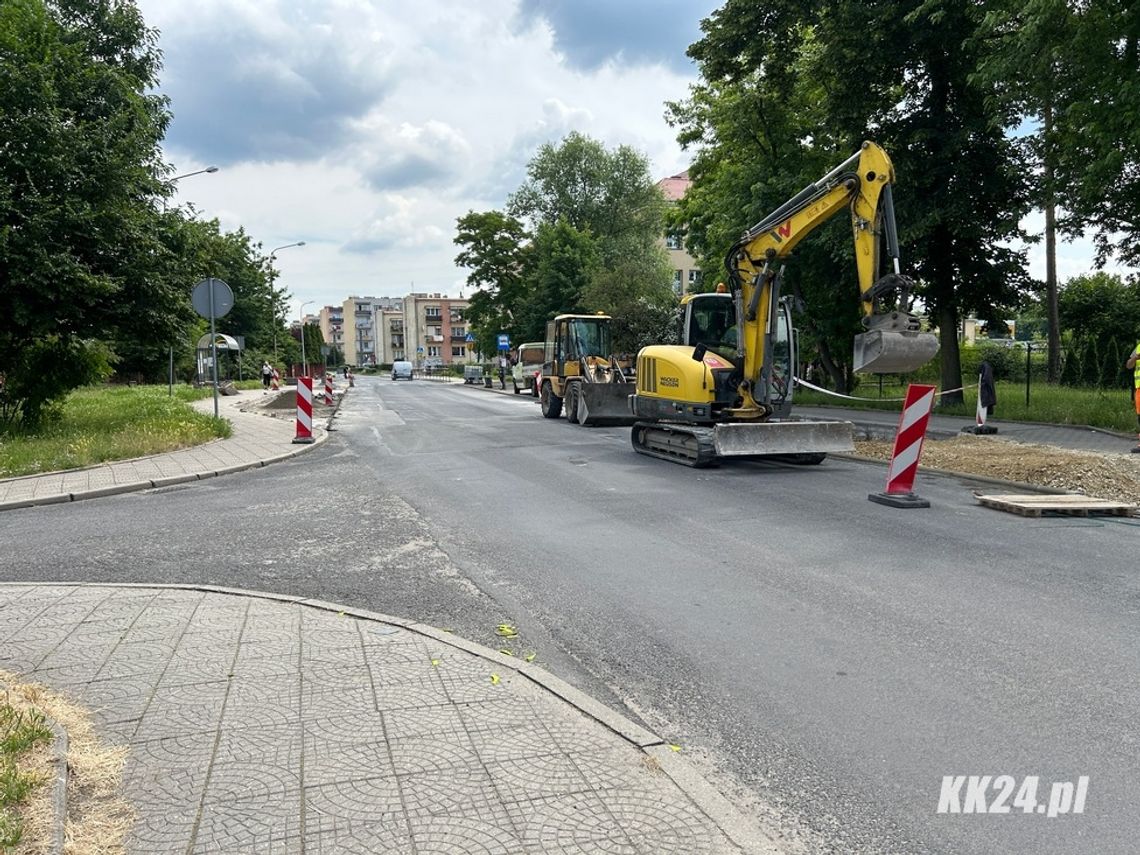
(171, 166), (219, 182)
(269, 242), (306, 365)
(300, 300), (315, 377)
(166, 166), (219, 392)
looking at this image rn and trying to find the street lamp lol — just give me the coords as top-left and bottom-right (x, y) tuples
(268, 242), (306, 363)
(171, 166), (219, 182)
(162, 166), (218, 213)
(300, 300), (315, 377)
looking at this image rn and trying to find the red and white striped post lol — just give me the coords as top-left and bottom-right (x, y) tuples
(868, 383), (936, 508)
(324, 373), (333, 406)
(293, 377), (314, 444)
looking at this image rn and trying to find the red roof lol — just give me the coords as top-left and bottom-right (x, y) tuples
(657, 171), (691, 201)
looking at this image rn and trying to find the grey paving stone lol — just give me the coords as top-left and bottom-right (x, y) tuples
(388, 732), (481, 776)
(303, 739), (394, 787)
(407, 814), (524, 855)
(382, 704), (467, 740)
(203, 761), (302, 804)
(0, 586), (752, 855)
(398, 762), (504, 819)
(486, 753), (592, 803)
(126, 801), (201, 854)
(191, 789), (302, 852)
(304, 776), (404, 823)
(507, 791), (637, 854)
(216, 723), (302, 766)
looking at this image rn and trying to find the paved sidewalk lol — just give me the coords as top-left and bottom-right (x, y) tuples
(0, 584), (768, 854)
(0, 390), (322, 512)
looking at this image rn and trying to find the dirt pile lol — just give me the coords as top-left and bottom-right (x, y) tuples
(854, 434), (1140, 506)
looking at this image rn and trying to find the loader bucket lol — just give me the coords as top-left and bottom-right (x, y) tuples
(578, 384), (637, 426)
(853, 329), (939, 374)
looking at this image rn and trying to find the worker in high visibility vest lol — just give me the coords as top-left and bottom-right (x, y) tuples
(1127, 344), (1140, 452)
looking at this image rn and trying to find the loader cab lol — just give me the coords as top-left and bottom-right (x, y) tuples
(544, 314), (613, 377)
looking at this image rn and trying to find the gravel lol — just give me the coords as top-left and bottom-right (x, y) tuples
(854, 434), (1140, 506)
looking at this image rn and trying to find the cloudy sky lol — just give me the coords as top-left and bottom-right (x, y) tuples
(143, 0), (1130, 320)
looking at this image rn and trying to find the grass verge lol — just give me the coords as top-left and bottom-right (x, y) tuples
(0, 672), (134, 855)
(0, 697), (52, 848)
(794, 379), (1136, 433)
(0, 385), (232, 479)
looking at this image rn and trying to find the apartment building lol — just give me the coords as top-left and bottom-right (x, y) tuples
(317, 305), (344, 359)
(402, 293), (471, 367)
(657, 171), (703, 296)
(341, 296), (402, 366)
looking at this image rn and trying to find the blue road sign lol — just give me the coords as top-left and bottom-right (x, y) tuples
(497, 333), (510, 350)
(465, 333), (475, 343)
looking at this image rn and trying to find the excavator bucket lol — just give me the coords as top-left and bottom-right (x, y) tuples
(853, 330), (940, 374)
(578, 383), (637, 426)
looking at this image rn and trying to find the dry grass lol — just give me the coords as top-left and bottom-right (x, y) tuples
(0, 671), (134, 855)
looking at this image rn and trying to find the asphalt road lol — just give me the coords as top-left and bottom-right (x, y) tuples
(2, 374), (1137, 854)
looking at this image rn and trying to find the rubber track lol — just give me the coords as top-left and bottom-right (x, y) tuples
(630, 422), (718, 468)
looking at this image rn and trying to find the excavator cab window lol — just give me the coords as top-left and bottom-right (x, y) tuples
(766, 301), (794, 403)
(686, 296), (737, 356)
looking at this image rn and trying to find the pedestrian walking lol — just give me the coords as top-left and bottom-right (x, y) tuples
(261, 361), (272, 390)
(498, 354), (508, 389)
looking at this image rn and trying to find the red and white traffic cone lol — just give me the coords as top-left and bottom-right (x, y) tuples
(293, 377), (314, 444)
(868, 383), (936, 509)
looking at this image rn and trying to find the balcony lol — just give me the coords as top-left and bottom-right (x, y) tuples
(426, 335), (444, 343)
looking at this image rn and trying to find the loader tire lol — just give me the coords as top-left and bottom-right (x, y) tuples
(540, 381), (563, 419)
(566, 383), (581, 424)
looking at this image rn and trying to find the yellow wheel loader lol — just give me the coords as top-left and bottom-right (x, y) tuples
(631, 141), (940, 467)
(538, 313), (637, 427)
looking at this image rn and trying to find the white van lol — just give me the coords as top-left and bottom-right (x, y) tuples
(391, 360), (414, 380)
(512, 342), (545, 396)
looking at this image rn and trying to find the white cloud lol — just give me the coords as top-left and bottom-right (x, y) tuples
(147, 0), (1133, 327)
(145, 0), (711, 319)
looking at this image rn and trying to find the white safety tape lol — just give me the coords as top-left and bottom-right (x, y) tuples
(792, 376), (966, 403)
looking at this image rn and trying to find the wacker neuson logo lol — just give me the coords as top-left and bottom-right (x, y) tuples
(937, 776), (1089, 817)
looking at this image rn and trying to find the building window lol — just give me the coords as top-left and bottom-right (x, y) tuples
(452, 345), (465, 357)
(428, 346), (441, 357)
(688, 270), (702, 286)
(672, 269), (683, 295)
(425, 306), (441, 317)
(665, 231), (683, 250)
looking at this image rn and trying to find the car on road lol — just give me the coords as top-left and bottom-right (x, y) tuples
(512, 342), (545, 396)
(391, 360), (414, 380)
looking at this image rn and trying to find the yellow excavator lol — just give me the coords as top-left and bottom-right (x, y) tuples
(630, 141), (939, 467)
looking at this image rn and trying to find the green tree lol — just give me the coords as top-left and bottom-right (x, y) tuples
(523, 219), (599, 332)
(975, 0), (1078, 382)
(0, 0), (172, 423)
(1055, 0), (1140, 268)
(453, 210), (530, 356)
(679, 0), (1032, 403)
(508, 133), (674, 326)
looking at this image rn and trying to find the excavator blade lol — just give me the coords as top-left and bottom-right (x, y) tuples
(578, 384), (637, 426)
(853, 330), (939, 374)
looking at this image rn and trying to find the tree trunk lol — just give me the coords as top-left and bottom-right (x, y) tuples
(938, 304), (964, 407)
(1044, 99), (1062, 383)
(817, 339), (848, 394)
